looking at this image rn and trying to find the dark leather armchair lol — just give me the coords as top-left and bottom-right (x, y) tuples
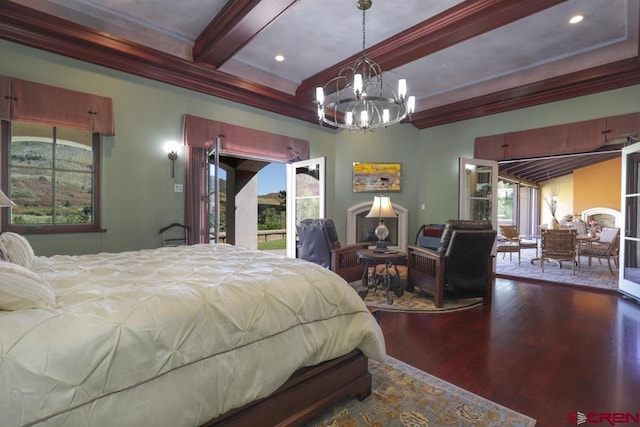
(296, 218), (368, 282)
(407, 220), (497, 307)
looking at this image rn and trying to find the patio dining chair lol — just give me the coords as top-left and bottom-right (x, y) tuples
(497, 225), (521, 265)
(578, 227), (620, 275)
(573, 221), (587, 236)
(540, 228), (577, 275)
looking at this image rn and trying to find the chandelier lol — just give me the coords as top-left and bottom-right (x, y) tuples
(315, 0), (415, 132)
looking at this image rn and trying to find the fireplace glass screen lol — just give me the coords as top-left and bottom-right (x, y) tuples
(356, 213), (398, 246)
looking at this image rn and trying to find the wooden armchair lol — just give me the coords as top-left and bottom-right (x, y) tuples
(406, 220), (496, 308)
(578, 227), (620, 275)
(296, 218), (368, 282)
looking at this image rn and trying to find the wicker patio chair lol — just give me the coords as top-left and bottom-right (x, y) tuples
(578, 227), (620, 275)
(497, 225), (521, 264)
(540, 228), (577, 275)
(574, 221), (587, 236)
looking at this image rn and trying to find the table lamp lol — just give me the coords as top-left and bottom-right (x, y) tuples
(366, 195), (397, 251)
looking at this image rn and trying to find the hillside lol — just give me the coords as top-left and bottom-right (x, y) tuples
(258, 191), (284, 206)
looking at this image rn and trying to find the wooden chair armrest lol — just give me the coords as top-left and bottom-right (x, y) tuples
(330, 243), (369, 283)
(332, 242), (369, 254)
(406, 245), (441, 260)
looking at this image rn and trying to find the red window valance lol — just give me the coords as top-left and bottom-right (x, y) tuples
(0, 76), (10, 121)
(474, 112), (640, 161)
(183, 114), (309, 162)
(0, 75), (114, 135)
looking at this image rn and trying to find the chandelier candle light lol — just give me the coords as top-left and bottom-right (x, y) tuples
(366, 195), (397, 251)
(315, 0), (415, 132)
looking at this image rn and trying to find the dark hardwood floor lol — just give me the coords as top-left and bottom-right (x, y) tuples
(378, 278), (640, 427)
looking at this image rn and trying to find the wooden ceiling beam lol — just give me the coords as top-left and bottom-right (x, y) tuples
(0, 2), (318, 125)
(0, 1), (636, 132)
(499, 152), (620, 184)
(296, 0), (567, 98)
(412, 59), (640, 129)
(193, 0), (300, 67)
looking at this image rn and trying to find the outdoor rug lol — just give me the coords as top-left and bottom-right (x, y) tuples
(307, 356), (536, 427)
(352, 283), (483, 313)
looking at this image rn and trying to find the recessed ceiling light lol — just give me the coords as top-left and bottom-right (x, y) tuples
(569, 15), (584, 24)
(275, 54), (285, 62)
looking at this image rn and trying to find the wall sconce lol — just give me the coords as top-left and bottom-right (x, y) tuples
(165, 141), (180, 178)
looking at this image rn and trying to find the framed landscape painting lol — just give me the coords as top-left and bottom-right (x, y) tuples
(352, 162), (402, 192)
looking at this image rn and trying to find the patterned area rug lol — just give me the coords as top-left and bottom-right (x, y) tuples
(352, 283), (483, 313)
(307, 356), (536, 426)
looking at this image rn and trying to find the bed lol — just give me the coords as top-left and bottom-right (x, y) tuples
(0, 240), (386, 426)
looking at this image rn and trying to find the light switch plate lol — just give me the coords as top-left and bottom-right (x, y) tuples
(174, 184), (183, 193)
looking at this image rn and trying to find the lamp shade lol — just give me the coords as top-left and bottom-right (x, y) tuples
(0, 189), (16, 207)
(366, 196), (396, 219)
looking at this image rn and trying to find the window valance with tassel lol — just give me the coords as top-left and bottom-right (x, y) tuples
(0, 75), (115, 135)
(183, 114), (309, 162)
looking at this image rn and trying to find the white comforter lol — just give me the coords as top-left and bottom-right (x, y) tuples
(0, 244), (385, 427)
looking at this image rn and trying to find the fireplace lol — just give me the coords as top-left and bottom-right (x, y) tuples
(581, 207), (621, 229)
(347, 201), (408, 249)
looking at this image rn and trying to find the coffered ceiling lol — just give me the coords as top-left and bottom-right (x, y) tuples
(1, 0), (638, 134)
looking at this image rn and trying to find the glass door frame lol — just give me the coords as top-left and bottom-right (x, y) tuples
(619, 141), (640, 301)
(285, 157), (326, 258)
(458, 157), (498, 227)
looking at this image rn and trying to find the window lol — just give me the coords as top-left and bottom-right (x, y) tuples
(1, 120), (101, 233)
(497, 179), (516, 225)
(496, 175), (540, 237)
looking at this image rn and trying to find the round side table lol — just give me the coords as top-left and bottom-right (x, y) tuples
(356, 249), (407, 304)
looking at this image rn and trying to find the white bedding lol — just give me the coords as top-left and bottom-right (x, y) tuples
(0, 243), (386, 427)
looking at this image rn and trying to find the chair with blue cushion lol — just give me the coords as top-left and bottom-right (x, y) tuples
(414, 224), (445, 251)
(296, 218), (368, 282)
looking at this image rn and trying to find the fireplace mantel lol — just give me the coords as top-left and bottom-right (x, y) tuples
(347, 201), (408, 250)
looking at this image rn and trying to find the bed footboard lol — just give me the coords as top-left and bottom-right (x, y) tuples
(204, 350), (371, 426)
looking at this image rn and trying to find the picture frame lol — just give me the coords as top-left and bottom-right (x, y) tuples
(352, 162), (402, 192)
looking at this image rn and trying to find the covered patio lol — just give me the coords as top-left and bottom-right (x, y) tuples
(495, 243), (618, 291)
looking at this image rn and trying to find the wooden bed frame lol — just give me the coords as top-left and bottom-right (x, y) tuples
(204, 350), (371, 426)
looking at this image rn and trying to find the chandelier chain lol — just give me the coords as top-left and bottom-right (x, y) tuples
(361, 6), (366, 60)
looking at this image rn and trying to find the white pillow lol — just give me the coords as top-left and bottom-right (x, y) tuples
(0, 232), (35, 269)
(0, 261), (55, 310)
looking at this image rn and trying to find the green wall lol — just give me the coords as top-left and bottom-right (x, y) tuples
(416, 86), (640, 227)
(0, 40), (336, 255)
(331, 124), (420, 242)
(1, 38), (639, 256)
